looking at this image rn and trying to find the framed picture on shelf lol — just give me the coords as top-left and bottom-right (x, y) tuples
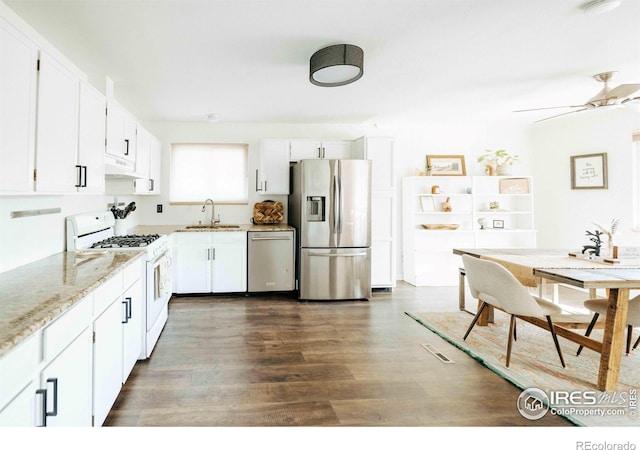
(499, 177), (529, 194)
(426, 155), (466, 176)
(419, 195), (436, 212)
(492, 219), (504, 229)
(570, 153), (608, 189)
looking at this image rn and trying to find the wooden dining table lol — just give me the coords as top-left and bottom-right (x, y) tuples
(453, 248), (640, 392)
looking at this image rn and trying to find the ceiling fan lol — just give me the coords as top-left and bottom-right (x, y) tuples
(515, 71), (640, 122)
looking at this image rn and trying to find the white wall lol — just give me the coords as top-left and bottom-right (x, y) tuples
(530, 108), (640, 251)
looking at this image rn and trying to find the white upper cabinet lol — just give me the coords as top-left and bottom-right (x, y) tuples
(149, 135), (161, 194)
(34, 50), (80, 193)
(134, 128), (162, 195)
(289, 139), (353, 161)
(106, 99), (136, 164)
(257, 139), (290, 195)
(0, 17), (38, 193)
(77, 82), (106, 193)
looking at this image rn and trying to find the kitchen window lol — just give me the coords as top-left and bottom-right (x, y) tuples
(170, 143), (248, 203)
(634, 133), (640, 230)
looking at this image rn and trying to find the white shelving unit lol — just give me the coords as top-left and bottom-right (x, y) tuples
(402, 175), (536, 286)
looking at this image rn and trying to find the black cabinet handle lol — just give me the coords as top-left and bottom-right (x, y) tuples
(255, 169), (262, 192)
(124, 139), (130, 156)
(75, 165), (82, 187)
(46, 378), (58, 417)
(36, 388), (47, 427)
(126, 297), (132, 319)
(81, 166), (87, 187)
(122, 299), (130, 323)
(150, 179), (154, 192)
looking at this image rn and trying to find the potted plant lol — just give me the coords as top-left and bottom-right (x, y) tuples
(477, 149), (519, 175)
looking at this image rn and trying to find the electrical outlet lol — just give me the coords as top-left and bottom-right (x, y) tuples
(156, 204), (163, 213)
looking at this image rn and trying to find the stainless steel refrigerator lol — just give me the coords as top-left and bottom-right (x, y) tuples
(288, 159), (372, 300)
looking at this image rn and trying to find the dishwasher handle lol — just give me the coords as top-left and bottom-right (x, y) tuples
(250, 235), (292, 241)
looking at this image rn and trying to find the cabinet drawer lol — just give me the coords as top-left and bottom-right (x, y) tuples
(0, 333), (39, 410)
(43, 296), (92, 362)
(123, 257), (143, 289)
(93, 271), (123, 316)
(212, 231), (246, 246)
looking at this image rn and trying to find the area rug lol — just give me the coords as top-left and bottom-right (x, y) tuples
(405, 311), (640, 427)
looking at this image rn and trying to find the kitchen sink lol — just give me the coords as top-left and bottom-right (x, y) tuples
(185, 224), (241, 229)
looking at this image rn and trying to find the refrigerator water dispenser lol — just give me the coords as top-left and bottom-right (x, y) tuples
(306, 196), (325, 221)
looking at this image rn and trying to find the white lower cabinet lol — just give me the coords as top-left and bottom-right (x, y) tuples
(0, 257), (144, 427)
(173, 232), (247, 294)
(38, 327), (92, 427)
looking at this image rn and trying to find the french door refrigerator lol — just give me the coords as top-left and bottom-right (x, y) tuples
(288, 159), (372, 300)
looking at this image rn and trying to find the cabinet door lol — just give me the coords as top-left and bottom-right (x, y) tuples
(133, 126), (150, 194)
(0, 18), (37, 192)
(260, 139), (289, 194)
(77, 82), (105, 193)
(212, 244), (247, 293)
(366, 137), (394, 190)
(105, 100), (126, 159)
(371, 191), (395, 288)
(0, 380), (36, 426)
(41, 327), (92, 427)
(93, 298), (123, 427)
(34, 51), (79, 193)
(149, 135), (162, 194)
(122, 278), (143, 383)
(322, 140), (352, 159)
(289, 139), (322, 161)
(173, 233), (212, 294)
(123, 112), (137, 163)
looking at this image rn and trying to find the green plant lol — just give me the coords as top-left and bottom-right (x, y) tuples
(477, 149), (519, 166)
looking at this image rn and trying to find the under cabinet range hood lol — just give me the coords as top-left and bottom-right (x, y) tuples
(104, 154), (144, 178)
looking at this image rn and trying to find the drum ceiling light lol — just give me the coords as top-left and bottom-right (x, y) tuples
(309, 44), (364, 87)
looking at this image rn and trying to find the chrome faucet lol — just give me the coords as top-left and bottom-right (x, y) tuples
(202, 198), (220, 226)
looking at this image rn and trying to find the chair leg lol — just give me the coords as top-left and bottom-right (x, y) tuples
(463, 301), (487, 341)
(577, 313), (599, 356)
(546, 315), (566, 368)
(506, 315), (516, 368)
(633, 333), (640, 351)
(626, 325), (632, 355)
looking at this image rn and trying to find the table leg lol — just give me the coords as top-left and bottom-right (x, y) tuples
(597, 287), (630, 391)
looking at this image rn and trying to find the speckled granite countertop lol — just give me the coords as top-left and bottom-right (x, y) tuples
(0, 251), (144, 358)
(132, 223), (295, 235)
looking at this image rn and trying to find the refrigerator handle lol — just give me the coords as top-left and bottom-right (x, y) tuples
(337, 171), (343, 235)
(332, 174), (340, 239)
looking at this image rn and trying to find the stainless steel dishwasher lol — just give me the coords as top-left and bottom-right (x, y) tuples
(248, 230), (295, 292)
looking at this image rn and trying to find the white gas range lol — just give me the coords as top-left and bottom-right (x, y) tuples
(66, 211), (172, 359)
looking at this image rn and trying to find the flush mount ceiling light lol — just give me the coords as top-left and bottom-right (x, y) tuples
(582, 0), (622, 15)
(309, 44), (364, 87)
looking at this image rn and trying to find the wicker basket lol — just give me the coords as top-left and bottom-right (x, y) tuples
(252, 200), (284, 224)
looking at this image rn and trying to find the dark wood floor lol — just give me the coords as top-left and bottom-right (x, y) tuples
(104, 282), (572, 427)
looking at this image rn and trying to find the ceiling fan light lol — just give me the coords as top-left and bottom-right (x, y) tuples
(310, 44), (364, 87)
(582, 0), (622, 15)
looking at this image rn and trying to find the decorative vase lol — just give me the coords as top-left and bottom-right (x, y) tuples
(496, 163), (512, 176)
(484, 164), (496, 176)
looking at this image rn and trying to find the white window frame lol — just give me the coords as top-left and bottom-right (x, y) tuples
(170, 143), (248, 204)
(633, 134), (640, 230)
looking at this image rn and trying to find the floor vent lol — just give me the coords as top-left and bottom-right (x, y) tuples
(421, 344), (455, 364)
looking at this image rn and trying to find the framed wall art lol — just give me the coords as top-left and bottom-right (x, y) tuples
(419, 195), (436, 212)
(570, 153), (608, 189)
(499, 177), (530, 194)
(426, 155), (466, 176)
(492, 219), (504, 229)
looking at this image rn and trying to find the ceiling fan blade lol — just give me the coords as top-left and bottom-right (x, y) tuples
(606, 83), (640, 100)
(534, 108), (589, 123)
(622, 96), (640, 104)
(513, 105), (585, 113)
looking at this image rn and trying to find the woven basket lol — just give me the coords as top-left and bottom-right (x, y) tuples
(252, 200), (284, 224)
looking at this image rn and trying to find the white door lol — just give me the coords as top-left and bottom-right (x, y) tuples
(0, 18), (37, 192)
(173, 233), (212, 294)
(93, 299), (123, 426)
(133, 127), (150, 194)
(289, 139), (322, 161)
(212, 244), (247, 293)
(77, 82), (105, 193)
(322, 140), (353, 159)
(260, 139), (289, 194)
(40, 328), (92, 426)
(122, 278), (143, 383)
(34, 51), (79, 193)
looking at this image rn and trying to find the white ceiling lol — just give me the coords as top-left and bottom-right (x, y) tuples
(5, 0), (640, 125)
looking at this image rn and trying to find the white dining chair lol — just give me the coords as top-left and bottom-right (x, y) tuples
(461, 254), (566, 368)
(576, 295), (640, 356)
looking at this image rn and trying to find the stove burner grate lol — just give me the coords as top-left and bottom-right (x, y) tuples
(90, 234), (161, 248)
